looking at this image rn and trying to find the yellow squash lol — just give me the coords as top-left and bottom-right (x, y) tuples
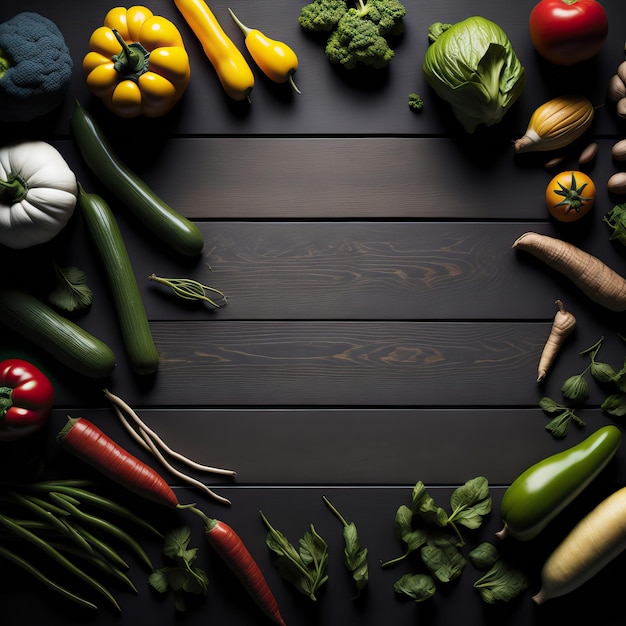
(83, 6), (191, 118)
(174, 0), (254, 102)
(228, 8), (300, 94)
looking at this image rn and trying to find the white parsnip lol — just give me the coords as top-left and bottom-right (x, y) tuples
(512, 232), (626, 312)
(533, 486), (626, 604)
(537, 300), (576, 382)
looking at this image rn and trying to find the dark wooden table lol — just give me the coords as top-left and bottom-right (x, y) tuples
(2, 0), (626, 624)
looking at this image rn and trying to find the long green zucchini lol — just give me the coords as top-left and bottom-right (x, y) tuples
(0, 288), (116, 378)
(78, 186), (160, 376)
(70, 101), (204, 258)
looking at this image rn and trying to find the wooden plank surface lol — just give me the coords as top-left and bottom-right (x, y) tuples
(2, 0), (626, 625)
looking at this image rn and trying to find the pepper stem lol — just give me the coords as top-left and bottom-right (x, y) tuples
(111, 29), (150, 79)
(227, 7), (252, 37)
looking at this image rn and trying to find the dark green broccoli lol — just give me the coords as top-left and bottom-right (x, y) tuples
(408, 93), (424, 111)
(0, 12), (73, 122)
(325, 10), (394, 69)
(299, 0), (406, 69)
(298, 0), (349, 32)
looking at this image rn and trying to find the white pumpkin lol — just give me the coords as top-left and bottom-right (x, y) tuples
(0, 141), (77, 249)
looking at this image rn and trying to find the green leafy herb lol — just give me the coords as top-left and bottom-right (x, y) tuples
(539, 396), (585, 438)
(420, 530), (466, 583)
(260, 511), (328, 601)
(393, 572), (436, 602)
(604, 203), (626, 246)
(601, 393), (626, 416)
(561, 373), (590, 402)
(148, 526), (208, 612)
(381, 477), (491, 568)
(473, 559), (528, 604)
(323, 496), (368, 595)
(468, 542), (499, 569)
(48, 263), (93, 313)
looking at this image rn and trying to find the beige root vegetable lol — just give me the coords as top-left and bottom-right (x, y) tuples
(513, 96), (595, 154)
(537, 300), (576, 382)
(533, 486), (626, 604)
(512, 232), (626, 311)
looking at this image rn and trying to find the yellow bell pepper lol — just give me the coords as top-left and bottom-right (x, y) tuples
(83, 6), (191, 118)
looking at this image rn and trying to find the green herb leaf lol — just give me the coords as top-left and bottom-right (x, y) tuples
(48, 264), (93, 313)
(473, 559), (528, 603)
(590, 360), (616, 383)
(468, 542), (499, 569)
(411, 481), (448, 526)
(420, 531), (467, 583)
(393, 573), (436, 602)
(538, 396), (562, 413)
(149, 526), (208, 612)
(601, 393), (626, 416)
(261, 511), (329, 601)
(561, 373), (589, 402)
(323, 496), (369, 595)
(540, 397), (584, 438)
(447, 476), (491, 530)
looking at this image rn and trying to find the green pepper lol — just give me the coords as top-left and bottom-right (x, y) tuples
(497, 425), (622, 542)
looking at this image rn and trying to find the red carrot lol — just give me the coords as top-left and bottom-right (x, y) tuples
(190, 507), (287, 626)
(57, 416), (179, 508)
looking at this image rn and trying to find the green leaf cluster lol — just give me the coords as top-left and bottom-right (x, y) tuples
(540, 336), (626, 437)
(298, 0), (406, 70)
(149, 526), (208, 612)
(383, 477), (491, 601)
(604, 204), (626, 246)
(469, 542), (528, 604)
(260, 511), (329, 601)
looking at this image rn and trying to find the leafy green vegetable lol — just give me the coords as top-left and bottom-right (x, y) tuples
(382, 477), (491, 568)
(604, 204), (626, 246)
(468, 542), (499, 569)
(473, 558), (528, 603)
(148, 526), (208, 612)
(422, 17), (525, 133)
(260, 511), (329, 601)
(323, 496), (368, 595)
(393, 572), (436, 602)
(539, 396), (585, 439)
(299, 0), (406, 69)
(48, 263), (93, 313)
(420, 530), (466, 583)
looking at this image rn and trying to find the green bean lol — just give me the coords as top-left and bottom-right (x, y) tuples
(50, 541), (138, 593)
(10, 493), (94, 555)
(67, 521), (130, 570)
(50, 493), (153, 570)
(0, 544), (98, 610)
(0, 513), (120, 611)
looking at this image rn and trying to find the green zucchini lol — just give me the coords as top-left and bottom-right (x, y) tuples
(0, 288), (116, 378)
(78, 186), (160, 376)
(70, 101), (204, 257)
(497, 425), (622, 541)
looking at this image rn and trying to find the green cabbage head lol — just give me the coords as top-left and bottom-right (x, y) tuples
(422, 16), (525, 133)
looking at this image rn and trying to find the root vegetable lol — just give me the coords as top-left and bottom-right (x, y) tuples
(537, 300), (576, 382)
(533, 485), (626, 604)
(608, 172), (626, 195)
(512, 232), (626, 311)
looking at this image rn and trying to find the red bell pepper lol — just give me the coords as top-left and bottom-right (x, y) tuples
(0, 359), (54, 441)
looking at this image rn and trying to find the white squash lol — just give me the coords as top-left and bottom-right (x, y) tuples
(0, 141), (77, 249)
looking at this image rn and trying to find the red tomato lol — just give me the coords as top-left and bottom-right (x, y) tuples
(529, 0), (608, 66)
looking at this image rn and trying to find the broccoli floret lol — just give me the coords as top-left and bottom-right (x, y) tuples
(408, 93), (424, 112)
(0, 12), (72, 122)
(324, 7), (395, 69)
(299, 0), (349, 32)
(362, 0), (406, 36)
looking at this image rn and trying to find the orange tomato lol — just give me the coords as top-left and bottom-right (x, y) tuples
(546, 170), (595, 222)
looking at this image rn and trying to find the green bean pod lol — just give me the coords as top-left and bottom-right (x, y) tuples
(497, 425), (622, 541)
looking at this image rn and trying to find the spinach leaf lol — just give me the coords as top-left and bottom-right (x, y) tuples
(473, 559), (528, 603)
(393, 572), (436, 602)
